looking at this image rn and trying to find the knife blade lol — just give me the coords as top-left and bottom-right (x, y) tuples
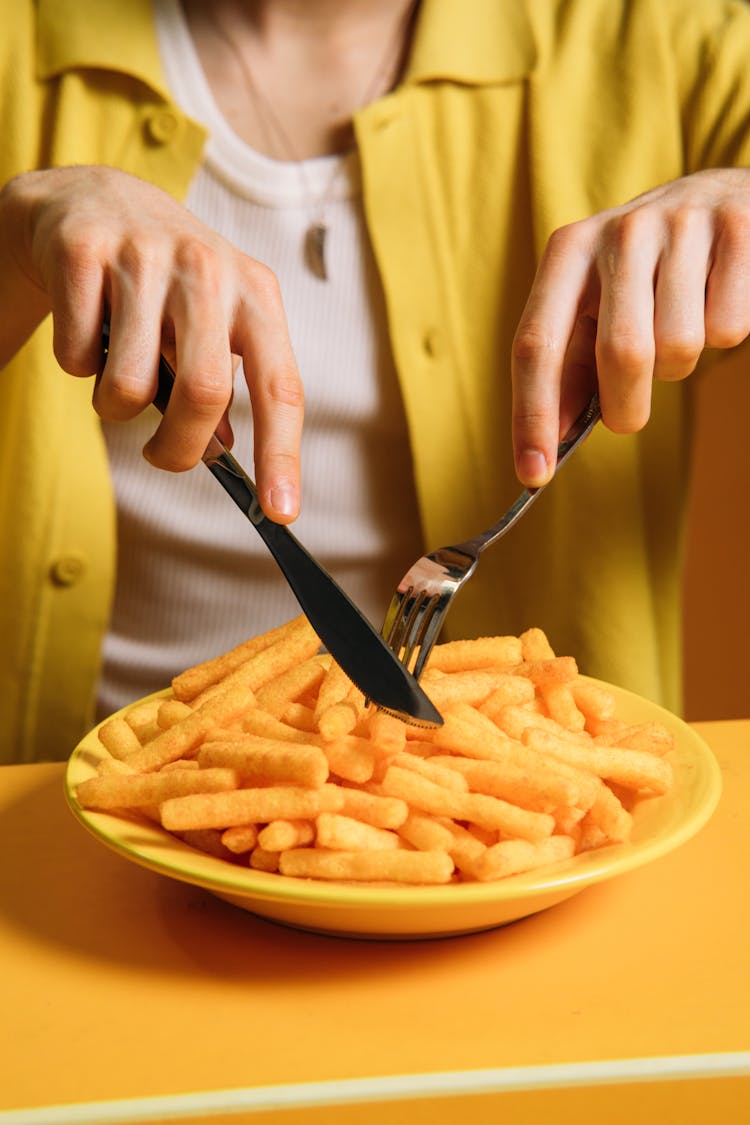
(100, 325), (442, 726)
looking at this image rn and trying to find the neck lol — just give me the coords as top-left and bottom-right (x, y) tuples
(181, 0), (418, 159)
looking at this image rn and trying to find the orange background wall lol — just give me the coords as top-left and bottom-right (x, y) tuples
(683, 348), (750, 720)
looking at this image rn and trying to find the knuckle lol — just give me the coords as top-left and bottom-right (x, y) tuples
(240, 258), (284, 309)
(179, 372), (231, 411)
(716, 204), (750, 249)
(94, 374), (151, 420)
(544, 219), (589, 259)
(665, 204), (705, 243)
(600, 207), (660, 264)
(596, 331), (653, 378)
(265, 449), (299, 477)
(512, 323), (561, 366)
(173, 238), (223, 294)
(267, 368), (305, 410)
(705, 317), (750, 350)
(655, 332), (704, 372)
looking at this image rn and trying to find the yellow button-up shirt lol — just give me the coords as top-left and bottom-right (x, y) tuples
(3, 0), (750, 762)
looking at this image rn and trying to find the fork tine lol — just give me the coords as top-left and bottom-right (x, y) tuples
(383, 589), (415, 654)
(400, 592), (440, 672)
(411, 604), (449, 679)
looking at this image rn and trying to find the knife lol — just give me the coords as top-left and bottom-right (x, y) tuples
(101, 325), (442, 726)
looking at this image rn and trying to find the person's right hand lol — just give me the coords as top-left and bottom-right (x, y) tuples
(0, 165), (304, 522)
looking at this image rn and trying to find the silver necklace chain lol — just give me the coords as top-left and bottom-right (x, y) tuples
(210, 4), (417, 280)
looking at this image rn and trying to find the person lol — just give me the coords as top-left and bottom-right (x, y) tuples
(2, 0), (750, 765)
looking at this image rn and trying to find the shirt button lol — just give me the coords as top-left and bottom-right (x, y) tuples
(422, 329), (442, 358)
(371, 106), (399, 130)
(145, 108), (181, 144)
(49, 554), (86, 587)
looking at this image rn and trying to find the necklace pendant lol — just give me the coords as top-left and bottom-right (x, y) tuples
(305, 221), (328, 281)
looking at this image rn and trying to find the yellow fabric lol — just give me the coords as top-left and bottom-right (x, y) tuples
(2, 0), (750, 762)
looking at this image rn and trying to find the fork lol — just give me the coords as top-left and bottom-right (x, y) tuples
(381, 394), (602, 679)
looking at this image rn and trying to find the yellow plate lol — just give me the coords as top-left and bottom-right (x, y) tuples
(65, 680), (721, 940)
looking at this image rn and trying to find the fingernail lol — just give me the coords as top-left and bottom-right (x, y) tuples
(269, 482), (297, 519)
(518, 449), (550, 487)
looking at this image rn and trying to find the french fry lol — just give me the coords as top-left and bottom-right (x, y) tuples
(382, 765), (555, 841)
(279, 848), (455, 884)
(367, 709), (407, 755)
(431, 704), (512, 762)
(190, 617), (321, 706)
(429, 753), (588, 811)
(174, 828), (238, 861)
(522, 727), (674, 795)
(514, 656), (578, 686)
(257, 819), (315, 851)
(571, 679), (617, 724)
(519, 626), (556, 661)
(493, 704), (591, 743)
(171, 614), (310, 702)
(313, 660), (359, 738)
(539, 682), (587, 732)
(316, 812), (402, 851)
(160, 784), (344, 831)
(249, 846), (280, 873)
(221, 824), (259, 854)
(281, 702), (317, 732)
(321, 734), (378, 783)
(608, 721), (675, 757)
(123, 696), (163, 732)
(76, 766), (240, 810)
(337, 787), (409, 829)
(477, 674), (536, 721)
(442, 819), (488, 874)
(471, 835), (576, 882)
(254, 656), (328, 719)
(390, 751), (470, 793)
(421, 667), (525, 710)
(238, 708), (320, 745)
(97, 716), (142, 760)
(197, 736), (328, 788)
(397, 810), (455, 852)
(425, 635), (522, 673)
(157, 700), (193, 729)
(125, 684), (259, 773)
(581, 781), (633, 844)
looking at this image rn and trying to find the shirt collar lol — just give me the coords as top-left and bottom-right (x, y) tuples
(37, 0), (537, 94)
(37, 0), (171, 98)
(406, 0), (537, 86)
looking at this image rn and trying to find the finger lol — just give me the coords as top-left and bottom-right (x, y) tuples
(234, 270), (304, 523)
(144, 333), (233, 471)
(44, 232), (108, 378)
(705, 207), (750, 349)
(594, 211), (658, 432)
(512, 224), (593, 486)
(652, 209), (710, 382)
(144, 248), (234, 471)
(558, 314), (599, 433)
(94, 255), (168, 421)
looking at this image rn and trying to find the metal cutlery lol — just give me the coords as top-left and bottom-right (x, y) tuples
(380, 394), (602, 679)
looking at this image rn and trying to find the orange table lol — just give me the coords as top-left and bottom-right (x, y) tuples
(1, 720), (748, 1125)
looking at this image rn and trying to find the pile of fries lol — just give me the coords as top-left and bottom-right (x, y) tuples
(75, 615), (675, 885)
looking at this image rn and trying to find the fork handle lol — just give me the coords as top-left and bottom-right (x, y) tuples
(459, 393), (601, 556)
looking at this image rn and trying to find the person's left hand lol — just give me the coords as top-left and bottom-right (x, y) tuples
(511, 167), (750, 485)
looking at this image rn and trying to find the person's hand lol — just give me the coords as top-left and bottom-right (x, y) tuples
(511, 167), (750, 485)
(0, 165), (304, 522)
